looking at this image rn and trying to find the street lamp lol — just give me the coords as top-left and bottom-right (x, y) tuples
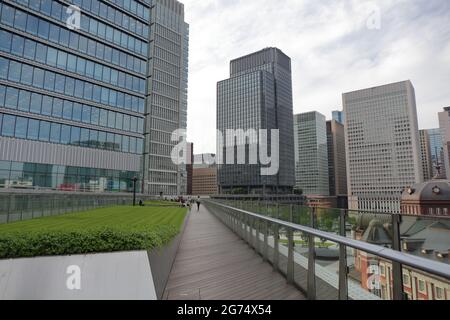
(132, 176), (138, 206)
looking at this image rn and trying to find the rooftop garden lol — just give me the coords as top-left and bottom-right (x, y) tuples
(0, 206), (187, 259)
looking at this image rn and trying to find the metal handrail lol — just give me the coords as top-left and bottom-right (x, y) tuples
(206, 200), (450, 281)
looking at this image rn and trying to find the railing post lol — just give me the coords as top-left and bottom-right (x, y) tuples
(307, 207), (317, 300)
(263, 220), (268, 262)
(287, 205), (294, 284)
(338, 209), (349, 300)
(392, 213), (405, 300)
(273, 203), (280, 272)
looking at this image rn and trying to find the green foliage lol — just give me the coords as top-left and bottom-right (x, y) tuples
(0, 206), (187, 259)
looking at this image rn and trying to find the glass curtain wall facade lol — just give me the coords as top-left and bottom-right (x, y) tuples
(144, 0), (189, 196)
(427, 128), (445, 177)
(0, 0), (151, 192)
(293, 112), (329, 196)
(217, 48), (295, 194)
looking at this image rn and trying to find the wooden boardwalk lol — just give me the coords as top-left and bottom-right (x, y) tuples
(163, 205), (305, 300)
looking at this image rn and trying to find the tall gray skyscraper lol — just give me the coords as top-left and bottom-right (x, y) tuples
(144, 0), (189, 196)
(217, 48), (295, 194)
(343, 81), (422, 213)
(293, 112), (329, 196)
(327, 119), (348, 196)
(438, 107), (450, 179)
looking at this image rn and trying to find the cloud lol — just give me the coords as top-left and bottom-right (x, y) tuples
(183, 0), (450, 154)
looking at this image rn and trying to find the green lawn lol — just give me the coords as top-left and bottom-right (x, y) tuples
(0, 206), (187, 259)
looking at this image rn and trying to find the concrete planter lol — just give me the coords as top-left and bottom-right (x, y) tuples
(0, 211), (190, 300)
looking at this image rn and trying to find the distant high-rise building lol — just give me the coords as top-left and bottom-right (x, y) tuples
(186, 143), (194, 195)
(428, 128), (445, 177)
(217, 48), (295, 194)
(327, 120), (348, 196)
(332, 110), (345, 125)
(419, 130), (433, 181)
(439, 107), (450, 179)
(293, 112), (329, 196)
(343, 81), (423, 213)
(144, 0), (189, 196)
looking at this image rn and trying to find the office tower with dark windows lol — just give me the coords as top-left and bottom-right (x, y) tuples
(343, 81), (423, 213)
(419, 129), (433, 181)
(327, 119), (347, 196)
(144, 0), (189, 196)
(293, 111), (329, 196)
(427, 128), (445, 177)
(217, 48), (295, 194)
(0, 0), (150, 192)
(439, 107), (450, 179)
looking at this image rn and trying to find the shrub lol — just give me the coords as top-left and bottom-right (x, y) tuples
(0, 225), (179, 259)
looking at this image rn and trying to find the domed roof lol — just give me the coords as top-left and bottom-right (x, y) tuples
(402, 178), (450, 202)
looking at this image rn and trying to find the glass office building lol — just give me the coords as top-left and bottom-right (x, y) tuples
(217, 48), (295, 194)
(0, 0), (152, 192)
(427, 128), (445, 177)
(294, 112), (329, 196)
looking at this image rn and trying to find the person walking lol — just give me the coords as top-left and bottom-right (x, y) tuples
(196, 196), (201, 212)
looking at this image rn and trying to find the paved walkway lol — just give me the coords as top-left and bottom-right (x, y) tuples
(163, 205), (305, 300)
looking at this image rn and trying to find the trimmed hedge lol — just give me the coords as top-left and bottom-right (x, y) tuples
(0, 225), (179, 259)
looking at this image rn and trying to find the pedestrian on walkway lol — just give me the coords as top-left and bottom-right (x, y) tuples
(196, 196), (201, 212)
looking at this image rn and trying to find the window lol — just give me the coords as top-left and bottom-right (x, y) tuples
(62, 101), (73, 120)
(0, 85), (5, 106)
(72, 103), (82, 121)
(38, 20), (50, 39)
(0, 31), (12, 52)
(49, 25), (60, 43)
(70, 126), (81, 146)
(26, 15), (39, 36)
(30, 93), (42, 114)
(54, 74), (65, 93)
(35, 43), (47, 63)
(11, 35), (24, 56)
(8, 61), (22, 82)
(403, 274), (410, 287)
(0, 5), (15, 27)
(5, 87), (19, 109)
(52, 98), (63, 118)
(107, 110), (115, 128)
(46, 47), (58, 67)
(91, 107), (99, 125)
(60, 125), (71, 144)
(32, 68), (45, 88)
(418, 279), (426, 294)
(44, 71), (55, 91)
(435, 287), (444, 300)
(39, 121), (50, 142)
(1, 115), (15, 137)
(41, 96), (53, 116)
(50, 123), (61, 143)
(0, 57), (9, 80)
(82, 105), (91, 123)
(27, 119), (40, 140)
(15, 117), (28, 139)
(80, 128), (90, 147)
(89, 130), (98, 148)
(99, 109), (108, 127)
(24, 39), (36, 59)
(57, 51), (67, 69)
(18, 90), (31, 112)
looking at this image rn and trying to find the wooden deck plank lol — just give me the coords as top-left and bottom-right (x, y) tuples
(164, 206), (305, 300)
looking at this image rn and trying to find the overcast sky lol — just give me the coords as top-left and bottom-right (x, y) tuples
(182, 0), (450, 154)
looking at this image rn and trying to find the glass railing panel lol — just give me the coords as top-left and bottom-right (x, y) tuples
(278, 224), (288, 276)
(314, 239), (340, 300)
(293, 230), (309, 293)
(346, 209), (393, 247)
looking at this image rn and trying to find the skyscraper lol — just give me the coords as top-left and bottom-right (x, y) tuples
(438, 107), (450, 179)
(343, 81), (422, 213)
(293, 112), (329, 196)
(428, 128), (445, 177)
(144, 0), (189, 196)
(332, 110), (345, 125)
(0, 0), (149, 192)
(217, 48), (295, 194)
(419, 130), (433, 181)
(327, 119), (348, 196)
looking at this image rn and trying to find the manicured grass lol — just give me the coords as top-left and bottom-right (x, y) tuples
(0, 206), (187, 259)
